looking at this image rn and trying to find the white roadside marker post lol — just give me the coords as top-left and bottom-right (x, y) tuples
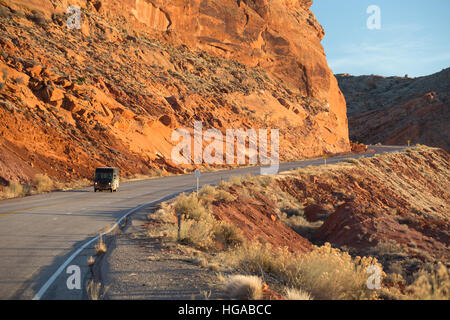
(323, 154), (327, 165)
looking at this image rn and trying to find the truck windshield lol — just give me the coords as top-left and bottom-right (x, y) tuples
(95, 172), (113, 180)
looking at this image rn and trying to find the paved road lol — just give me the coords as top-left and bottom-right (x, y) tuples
(0, 145), (405, 299)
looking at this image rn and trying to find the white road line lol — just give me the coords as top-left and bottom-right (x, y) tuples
(32, 203), (148, 300)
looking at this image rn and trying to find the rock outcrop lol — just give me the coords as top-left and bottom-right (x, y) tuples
(0, 0), (349, 185)
(337, 68), (449, 151)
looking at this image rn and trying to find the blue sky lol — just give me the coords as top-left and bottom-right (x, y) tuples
(311, 0), (450, 77)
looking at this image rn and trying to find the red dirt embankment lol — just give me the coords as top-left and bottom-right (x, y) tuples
(212, 184), (313, 253)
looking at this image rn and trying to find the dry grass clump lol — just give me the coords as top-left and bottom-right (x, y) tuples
(94, 236), (107, 255)
(187, 255), (221, 272)
(86, 280), (110, 300)
(198, 185), (235, 203)
(175, 193), (214, 223)
(215, 189), (235, 202)
(225, 275), (263, 300)
(226, 242), (383, 300)
(32, 174), (53, 193)
(382, 262), (450, 300)
(345, 158), (360, 165)
(404, 263), (449, 300)
(290, 244), (383, 300)
(87, 256), (95, 267)
(179, 216), (244, 250)
(172, 193), (244, 250)
(152, 204), (177, 224)
(213, 221), (245, 247)
(179, 219), (215, 249)
(0, 181), (27, 199)
(284, 287), (312, 300)
(227, 176), (243, 187)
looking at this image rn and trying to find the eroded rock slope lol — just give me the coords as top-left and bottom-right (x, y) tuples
(0, 0), (349, 185)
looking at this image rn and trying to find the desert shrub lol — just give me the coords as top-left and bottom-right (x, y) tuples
(198, 185), (234, 203)
(346, 158), (360, 165)
(198, 185), (216, 201)
(32, 174), (53, 192)
(152, 206), (176, 224)
(225, 275), (263, 300)
(380, 263), (449, 300)
(173, 192), (243, 250)
(149, 168), (164, 177)
(147, 209), (178, 239)
(257, 175), (274, 188)
(15, 76), (25, 85)
(288, 244), (383, 300)
(228, 176), (243, 187)
(1, 68), (9, 81)
(2, 181), (25, 199)
(213, 222), (244, 248)
(174, 193), (213, 222)
(28, 10), (47, 25)
(281, 206), (303, 217)
(404, 263), (449, 300)
(230, 243), (383, 300)
(179, 219), (214, 249)
(232, 243), (286, 275)
(0, 6), (11, 18)
(215, 189), (235, 202)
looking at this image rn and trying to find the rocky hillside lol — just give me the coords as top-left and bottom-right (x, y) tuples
(0, 0), (349, 186)
(336, 68), (449, 151)
(141, 145), (450, 299)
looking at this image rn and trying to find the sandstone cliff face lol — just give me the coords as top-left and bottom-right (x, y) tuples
(337, 69), (449, 151)
(0, 0), (349, 185)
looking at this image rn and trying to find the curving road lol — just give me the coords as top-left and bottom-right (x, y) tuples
(0, 145), (405, 299)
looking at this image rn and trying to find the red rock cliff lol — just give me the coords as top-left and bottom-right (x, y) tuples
(0, 0), (349, 184)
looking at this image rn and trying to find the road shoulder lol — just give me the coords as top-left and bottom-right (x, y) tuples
(94, 207), (227, 300)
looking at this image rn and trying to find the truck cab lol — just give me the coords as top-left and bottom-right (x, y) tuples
(94, 167), (119, 192)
